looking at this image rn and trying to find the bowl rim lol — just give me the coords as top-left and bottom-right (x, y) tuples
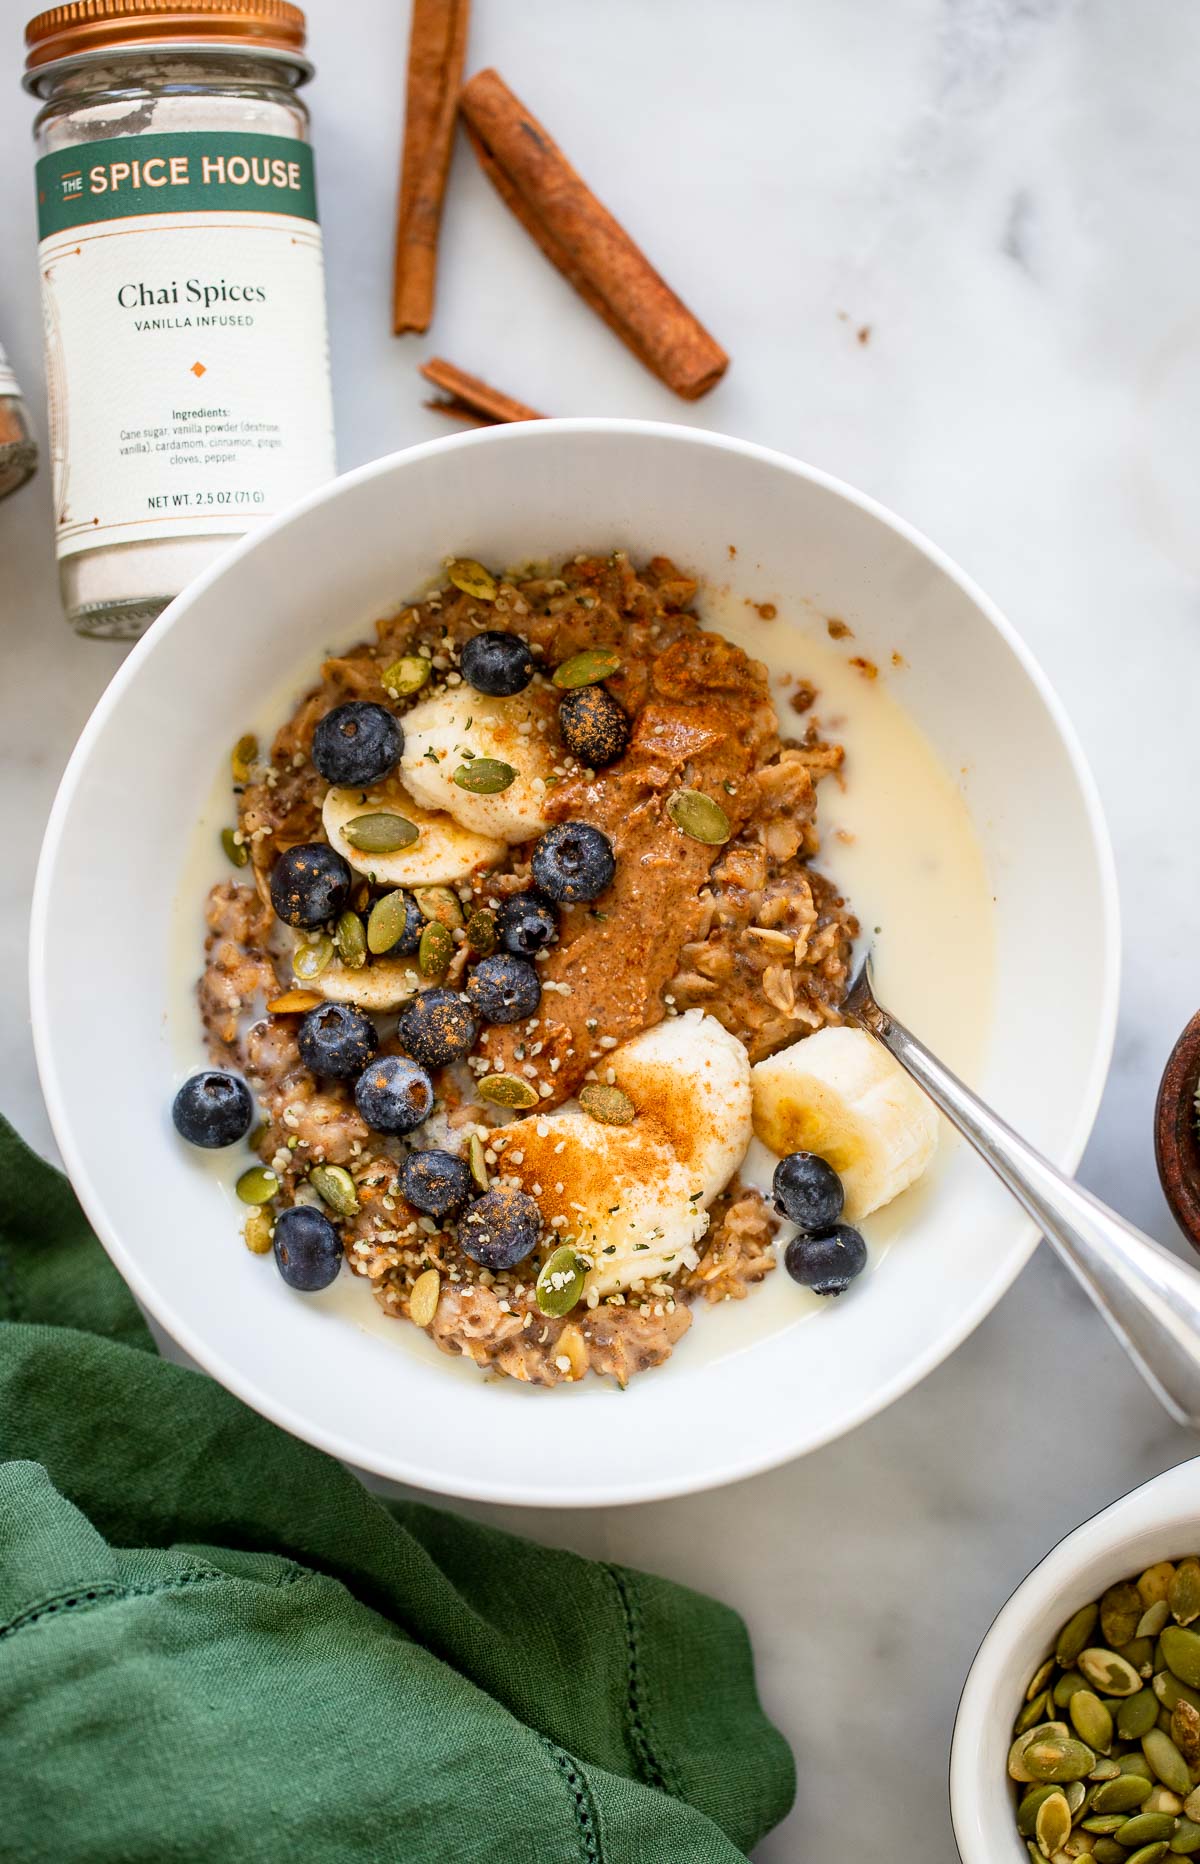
(29, 418), (1123, 1503)
(948, 1455), (1200, 1863)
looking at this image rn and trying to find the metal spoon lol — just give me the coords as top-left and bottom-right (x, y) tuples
(845, 954), (1200, 1431)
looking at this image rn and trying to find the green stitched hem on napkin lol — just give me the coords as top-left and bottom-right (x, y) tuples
(0, 1115), (794, 1862)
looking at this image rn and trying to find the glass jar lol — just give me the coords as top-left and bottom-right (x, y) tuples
(0, 342), (38, 501)
(24, 2), (336, 639)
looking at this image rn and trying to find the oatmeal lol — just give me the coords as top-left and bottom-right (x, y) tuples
(175, 550), (888, 1386)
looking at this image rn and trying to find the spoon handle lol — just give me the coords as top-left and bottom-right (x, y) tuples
(860, 997), (1200, 1431)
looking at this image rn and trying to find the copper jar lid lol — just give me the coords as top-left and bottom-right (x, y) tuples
(25, 0), (308, 74)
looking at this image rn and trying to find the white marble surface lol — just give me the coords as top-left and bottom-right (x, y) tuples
(3, 0), (1200, 1856)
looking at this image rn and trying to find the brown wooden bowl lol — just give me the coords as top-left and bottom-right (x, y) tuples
(1155, 1008), (1200, 1254)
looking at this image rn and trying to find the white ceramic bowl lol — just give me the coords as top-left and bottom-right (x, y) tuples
(32, 420), (1118, 1505)
(951, 1458), (1200, 1862)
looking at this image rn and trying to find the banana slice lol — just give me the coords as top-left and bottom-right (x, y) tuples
(751, 1026), (938, 1222)
(323, 775), (504, 886)
(293, 950), (421, 1013)
(608, 1009), (751, 1205)
(399, 688), (559, 842)
(492, 1011), (752, 1297)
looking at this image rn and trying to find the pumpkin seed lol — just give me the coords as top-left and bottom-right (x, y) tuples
(267, 989), (324, 1014)
(414, 886), (465, 930)
(342, 811), (420, 853)
(1171, 1816), (1200, 1853)
(231, 733), (257, 783)
(535, 1247), (588, 1317)
(1081, 1649), (1144, 1697)
(1157, 1673), (1200, 1716)
(309, 1165), (359, 1218)
(552, 647), (622, 689)
(293, 934), (334, 981)
(465, 908), (497, 954)
(1121, 1756), (1156, 1779)
(1091, 1758), (1122, 1780)
(1067, 1780), (1089, 1813)
(1174, 1700), (1200, 1762)
(1027, 1658), (1057, 1703)
(1036, 1791), (1074, 1858)
(1125, 1845), (1170, 1864)
(1025, 1846), (1043, 1864)
(467, 1132), (489, 1191)
(1020, 1786), (1066, 1837)
(381, 655), (430, 698)
(1163, 1630), (1200, 1691)
(1073, 1692), (1114, 1754)
(1025, 1735), (1098, 1784)
(1125, 1638), (1158, 1677)
(1171, 1563), (1200, 1629)
(1142, 1603), (1174, 1640)
(221, 826), (249, 868)
(1083, 1816), (1130, 1835)
(1186, 1788), (1200, 1824)
(453, 757), (517, 795)
(1118, 1816), (1179, 1847)
(408, 1268), (441, 1328)
(1121, 1692), (1163, 1741)
(477, 1073), (539, 1110)
(1017, 1691), (1054, 1735)
(1095, 1843), (1131, 1864)
(1104, 1583), (1147, 1649)
(1093, 1776), (1154, 1813)
(579, 1082), (635, 1126)
(447, 558), (497, 601)
(666, 787), (732, 845)
(335, 910), (367, 969)
(236, 1166), (278, 1206)
(1147, 1788), (1185, 1815)
(1144, 1729), (1192, 1795)
(366, 890), (410, 955)
(243, 1209), (274, 1254)
(418, 921), (452, 980)
(1059, 1605), (1102, 1668)
(1143, 1566), (1180, 1610)
(1056, 1672), (1089, 1707)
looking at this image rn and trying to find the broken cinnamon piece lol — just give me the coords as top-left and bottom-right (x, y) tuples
(419, 356), (545, 424)
(458, 68), (728, 400)
(393, 0), (471, 335)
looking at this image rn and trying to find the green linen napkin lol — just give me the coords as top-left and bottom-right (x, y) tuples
(0, 1115), (794, 1862)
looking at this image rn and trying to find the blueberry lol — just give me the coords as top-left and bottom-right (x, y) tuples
(269, 842), (352, 928)
(530, 822), (615, 904)
(311, 701), (403, 788)
(171, 1070), (254, 1148)
(354, 1055), (434, 1135)
(772, 1152), (845, 1232)
(466, 953), (541, 1024)
(558, 685), (629, 768)
(400, 1149), (474, 1220)
(458, 1187), (543, 1270)
(375, 887), (423, 955)
(396, 989), (479, 1070)
(460, 630), (534, 697)
(496, 890), (558, 958)
(297, 1003), (378, 1079)
(784, 1224), (867, 1297)
(273, 1204), (343, 1291)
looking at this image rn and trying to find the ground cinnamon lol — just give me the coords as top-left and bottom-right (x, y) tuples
(458, 69), (728, 401)
(419, 356), (544, 425)
(393, 0), (471, 335)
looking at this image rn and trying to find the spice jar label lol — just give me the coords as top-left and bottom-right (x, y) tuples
(34, 131), (335, 560)
(0, 343), (19, 400)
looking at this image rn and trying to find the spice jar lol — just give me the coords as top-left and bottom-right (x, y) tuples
(0, 342), (38, 501)
(23, 1), (336, 639)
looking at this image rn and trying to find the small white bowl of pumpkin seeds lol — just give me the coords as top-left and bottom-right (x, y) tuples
(951, 1459), (1200, 1864)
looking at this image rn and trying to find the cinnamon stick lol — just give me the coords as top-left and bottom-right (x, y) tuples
(458, 69), (728, 401)
(419, 356), (544, 424)
(393, 0), (471, 335)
